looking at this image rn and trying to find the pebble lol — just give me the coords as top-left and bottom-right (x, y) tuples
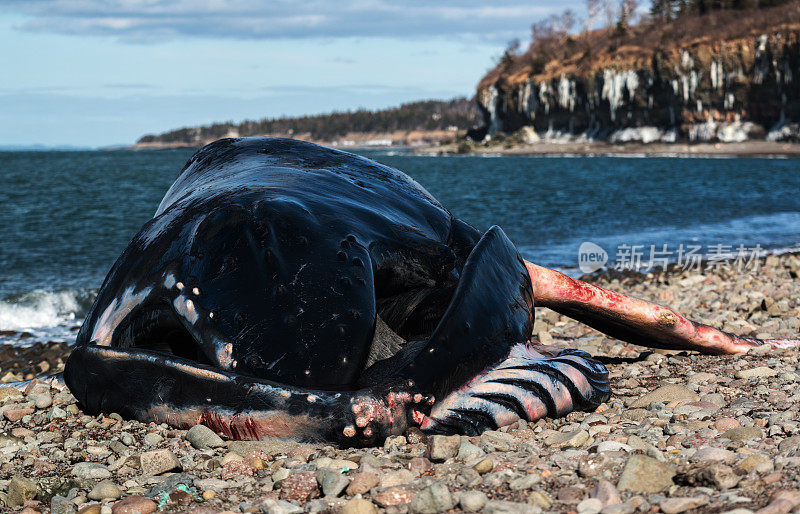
(720, 426), (763, 441)
(577, 498), (604, 514)
(427, 435), (460, 461)
(110, 495), (157, 514)
(280, 471), (318, 501)
(459, 490), (488, 511)
(473, 457), (494, 474)
(185, 424), (225, 449)
(139, 449), (181, 475)
(592, 479), (622, 507)
(409, 483), (454, 513)
(692, 447), (736, 464)
(617, 455), (676, 493)
(142, 432), (162, 446)
(7, 475), (38, 506)
(317, 468), (350, 497)
(342, 498), (378, 514)
(380, 469), (414, 489)
(544, 429), (589, 448)
(456, 441), (485, 461)
(484, 499), (540, 513)
(735, 366), (778, 379)
(660, 496), (709, 514)
(71, 462), (112, 480)
(373, 486), (415, 507)
(597, 441), (632, 453)
(88, 480), (121, 501)
(508, 473), (540, 490)
(629, 384), (700, 408)
(346, 471), (379, 496)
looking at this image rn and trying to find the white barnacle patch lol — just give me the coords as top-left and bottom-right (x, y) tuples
(91, 286), (152, 346)
(173, 295), (199, 324)
(210, 339), (236, 370)
(307, 395), (318, 403)
(208, 311), (215, 319)
(164, 274), (176, 289)
(280, 391), (291, 398)
(192, 287), (200, 296)
(176, 281), (184, 291)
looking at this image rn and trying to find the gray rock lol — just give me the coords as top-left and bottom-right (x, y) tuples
(32, 392), (52, 409)
(410, 483), (455, 513)
(50, 495), (77, 514)
(140, 448), (182, 475)
(317, 468), (349, 498)
(629, 384), (700, 408)
(456, 441), (485, 461)
(146, 473), (197, 497)
(71, 462), (112, 480)
(7, 475), (37, 507)
(578, 498), (604, 514)
(691, 447), (736, 464)
(592, 480), (622, 507)
(88, 480), (121, 501)
(484, 500), (542, 513)
(659, 496), (709, 514)
(480, 430), (516, 452)
(719, 426), (763, 441)
(143, 432), (163, 446)
(257, 498), (304, 514)
(544, 429), (589, 448)
(617, 455), (675, 493)
(597, 441), (633, 453)
(735, 366), (777, 379)
(601, 502), (636, 514)
(186, 424), (225, 449)
(508, 473), (540, 491)
(427, 435), (461, 462)
(459, 490), (488, 511)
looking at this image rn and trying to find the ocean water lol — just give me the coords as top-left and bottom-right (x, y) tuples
(1, 148), (799, 345)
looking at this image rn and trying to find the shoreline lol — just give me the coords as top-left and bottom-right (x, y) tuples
(416, 139), (800, 158)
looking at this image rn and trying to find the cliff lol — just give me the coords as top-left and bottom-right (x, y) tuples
(476, 4), (800, 143)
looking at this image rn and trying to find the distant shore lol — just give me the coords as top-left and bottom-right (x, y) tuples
(416, 139), (800, 158)
(123, 138), (800, 158)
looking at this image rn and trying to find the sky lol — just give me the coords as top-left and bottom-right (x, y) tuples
(0, 1), (583, 147)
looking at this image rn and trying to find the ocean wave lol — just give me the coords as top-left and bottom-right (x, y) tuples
(0, 289), (96, 332)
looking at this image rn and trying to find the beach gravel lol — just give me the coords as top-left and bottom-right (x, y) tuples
(0, 253), (799, 512)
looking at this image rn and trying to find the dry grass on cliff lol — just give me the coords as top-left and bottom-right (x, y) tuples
(480, 0), (800, 88)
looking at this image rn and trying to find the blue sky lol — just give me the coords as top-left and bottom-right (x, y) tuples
(0, 1), (582, 147)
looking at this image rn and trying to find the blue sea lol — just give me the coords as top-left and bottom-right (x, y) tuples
(1, 148), (799, 345)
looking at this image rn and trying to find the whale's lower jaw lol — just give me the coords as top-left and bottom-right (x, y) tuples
(63, 344), (369, 443)
(63, 341), (611, 446)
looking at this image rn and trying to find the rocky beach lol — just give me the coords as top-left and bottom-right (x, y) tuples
(0, 253), (799, 514)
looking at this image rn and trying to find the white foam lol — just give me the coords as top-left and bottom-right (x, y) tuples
(0, 289), (94, 334)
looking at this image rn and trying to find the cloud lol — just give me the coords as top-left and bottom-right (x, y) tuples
(1, 0), (574, 43)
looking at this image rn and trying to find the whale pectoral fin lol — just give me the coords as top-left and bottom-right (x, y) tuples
(63, 344), (420, 446)
(420, 343), (611, 435)
(395, 226), (535, 399)
(526, 261), (800, 354)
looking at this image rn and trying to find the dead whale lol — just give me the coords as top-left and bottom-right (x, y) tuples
(62, 137), (798, 446)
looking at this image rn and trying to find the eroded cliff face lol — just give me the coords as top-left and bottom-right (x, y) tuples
(477, 28), (800, 142)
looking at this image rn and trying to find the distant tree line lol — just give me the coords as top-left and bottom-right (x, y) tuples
(138, 98), (480, 144)
(650, 0), (793, 19)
